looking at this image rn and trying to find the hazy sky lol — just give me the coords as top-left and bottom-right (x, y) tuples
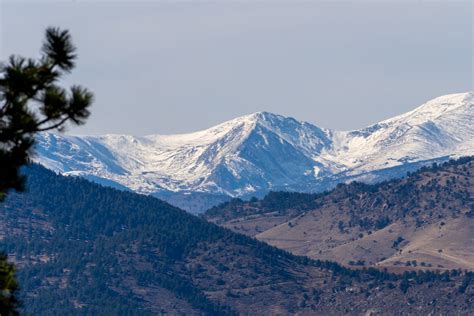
(1, 1), (472, 135)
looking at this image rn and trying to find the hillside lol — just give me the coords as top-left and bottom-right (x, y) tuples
(33, 92), (473, 212)
(0, 165), (473, 314)
(205, 157), (474, 271)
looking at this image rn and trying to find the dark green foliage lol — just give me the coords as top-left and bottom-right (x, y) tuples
(0, 27), (92, 315)
(338, 220), (345, 233)
(0, 26), (93, 199)
(260, 191), (320, 211)
(0, 254), (19, 316)
(392, 236), (405, 248)
(399, 277), (410, 294)
(458, 272), (473, 294)
(2, 165), (307, 314)
(374, 216), (390, 229)
(1, 164), (472, 314)
(205, 191), (323, 220)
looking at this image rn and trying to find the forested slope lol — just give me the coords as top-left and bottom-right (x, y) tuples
(0, 165), (472, 315)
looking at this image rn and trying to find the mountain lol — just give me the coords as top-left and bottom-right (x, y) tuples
(327, 92), (473, 177)
(205, 157), (474, 271)
(1, 165), (473, 315)
(33, 92), (473, 212)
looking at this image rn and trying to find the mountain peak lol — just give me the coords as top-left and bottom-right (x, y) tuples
(234, 111), (283, 124)
(237, 111), (312, 131)
(414, 91), (471, 113)
(382, 92), (472, 126)
(208, 111), (301, 138)
(426, 91), (472, 105)
(32, 92), (473, 212)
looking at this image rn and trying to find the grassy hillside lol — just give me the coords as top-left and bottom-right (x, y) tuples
(205, 157), (474, 271)
(0, 164), (472, 314)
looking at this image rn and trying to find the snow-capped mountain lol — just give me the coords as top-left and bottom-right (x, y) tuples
(33, 92), (473, 212)
(34, 111), (333, 196)
(326, 92), (473, 173)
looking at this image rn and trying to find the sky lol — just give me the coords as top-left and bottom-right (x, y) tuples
(0, 1), (472, 135)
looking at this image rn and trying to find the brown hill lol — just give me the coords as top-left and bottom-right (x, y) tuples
(205, 157), (474, 271)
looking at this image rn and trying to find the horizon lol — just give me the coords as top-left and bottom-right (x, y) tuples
(1, 1), (472, 135)
(43, 91), (471, 137)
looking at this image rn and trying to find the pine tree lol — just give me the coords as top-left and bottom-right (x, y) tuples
(0, 27), (93, 314)
(0, 254), (18, 316)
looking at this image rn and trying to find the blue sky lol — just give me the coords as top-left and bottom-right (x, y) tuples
(1, 1), (472, 135)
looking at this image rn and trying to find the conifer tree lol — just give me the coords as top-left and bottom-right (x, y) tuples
(0, 27), (93, 314)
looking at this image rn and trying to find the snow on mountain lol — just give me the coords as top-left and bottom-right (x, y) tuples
(324, 92), (473, 173)
(34, 111), (333, 197)
(33, 92), (474, 210)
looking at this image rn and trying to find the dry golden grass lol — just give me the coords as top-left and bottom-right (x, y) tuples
(211, 159), (474, 271)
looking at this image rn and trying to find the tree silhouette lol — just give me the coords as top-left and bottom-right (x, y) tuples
(0, 27), (93, 314)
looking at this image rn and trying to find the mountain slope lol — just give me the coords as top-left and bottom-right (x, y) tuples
(205, 157), (474, 271)
(1, 165), (473, 315)
(33, 92), (473, 212)
(327, 92), (474, 174)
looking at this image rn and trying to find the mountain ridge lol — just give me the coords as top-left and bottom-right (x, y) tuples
(33, 92), (473, 212)
(204, 156), (474, 271)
